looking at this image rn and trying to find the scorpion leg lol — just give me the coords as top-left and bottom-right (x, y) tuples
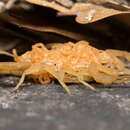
(63, 68), (96, 91)
(88, 62), (117, 84)
(13, 64), (71, 95)
(78, 79), (96, 91)
(115, 75), (130, 83)
(12, 64), (43, 91)
(106, 49), (130, 61)
(42, 65), (71, 95)
(106, 49), (130, 78)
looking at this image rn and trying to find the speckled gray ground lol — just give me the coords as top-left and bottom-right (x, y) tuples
(0, 76), (130, 130)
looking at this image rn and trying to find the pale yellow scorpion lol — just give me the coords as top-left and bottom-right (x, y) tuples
(0, 41), (130, 94)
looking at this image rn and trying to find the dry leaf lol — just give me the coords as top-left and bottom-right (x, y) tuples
(25, 0), (70, 12)
(73, 3), (130, 24)
(24, 0), (130, 24)
(0, 7), (92, 41)
(0, 0), (130, 51)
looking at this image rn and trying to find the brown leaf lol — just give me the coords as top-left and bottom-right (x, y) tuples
(25, 0), (70, 12)
(74, 3), (130, 24)
(24, 0), (130, 25)
(1, 1), (130, 51)
(0, 8), (92, 41)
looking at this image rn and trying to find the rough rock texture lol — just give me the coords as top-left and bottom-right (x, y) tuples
(0, 76), (130, 130)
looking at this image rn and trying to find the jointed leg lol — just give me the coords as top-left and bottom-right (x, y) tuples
(42, 65), (71, 95)
(12, 72), (26, 91)
(106, 49), (130, 61)
(12, 64), (43, 91)
(63, 68), (96, 91)
(13, 64), (72, 95)
(88, 62), (117, 84)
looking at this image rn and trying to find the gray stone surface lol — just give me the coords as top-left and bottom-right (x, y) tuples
(0, 76), (130, 130)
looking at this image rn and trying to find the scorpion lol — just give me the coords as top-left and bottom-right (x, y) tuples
(0, 41), (130, 95)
